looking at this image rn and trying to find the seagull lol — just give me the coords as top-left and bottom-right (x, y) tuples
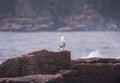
(59, 36), (66, 50)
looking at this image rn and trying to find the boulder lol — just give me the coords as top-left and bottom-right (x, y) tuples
(0, 74), (63, 83)
(0, 49), (71, 77)
(1, 49), (120, 83)
(63, 58), (120, 83)
(70, 58), (120, 65)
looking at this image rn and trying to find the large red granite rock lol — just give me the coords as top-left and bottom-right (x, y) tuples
(0, 49), (71, 77)
(62, 58), (120, 83)
(1, 50), (120, 83)
(0, 74), (63, 83)
(70, 58), (120, 65)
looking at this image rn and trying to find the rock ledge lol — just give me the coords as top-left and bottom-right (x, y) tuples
(0, 50), (120, 83)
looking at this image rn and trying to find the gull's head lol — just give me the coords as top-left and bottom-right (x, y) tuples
(60, 36), (65, 41)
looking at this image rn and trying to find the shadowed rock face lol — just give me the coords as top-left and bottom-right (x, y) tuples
(63, 58), (120, 83)
(0, 49), (71, 77)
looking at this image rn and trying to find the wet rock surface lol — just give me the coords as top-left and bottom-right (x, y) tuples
(0, 50), (120, 83)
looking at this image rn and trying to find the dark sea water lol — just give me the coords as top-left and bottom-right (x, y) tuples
(0, 31), (120, 63)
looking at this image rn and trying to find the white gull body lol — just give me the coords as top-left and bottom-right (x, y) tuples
(59, 36), (66, 50)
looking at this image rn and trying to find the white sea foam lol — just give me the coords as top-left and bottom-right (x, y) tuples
(83, 50), (103, 58)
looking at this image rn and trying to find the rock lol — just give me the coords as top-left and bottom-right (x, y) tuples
(0, 74), (63, 83)
(63, 58), (120, 83)
(1, 49), (120, 83)
(0, 49), (71, 77)
(70, 58), (120, 65)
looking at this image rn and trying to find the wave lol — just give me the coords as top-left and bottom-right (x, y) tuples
(83, 50), (103, 58)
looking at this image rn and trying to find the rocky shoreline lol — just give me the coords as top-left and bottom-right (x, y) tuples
(0, 49), (120, 83)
